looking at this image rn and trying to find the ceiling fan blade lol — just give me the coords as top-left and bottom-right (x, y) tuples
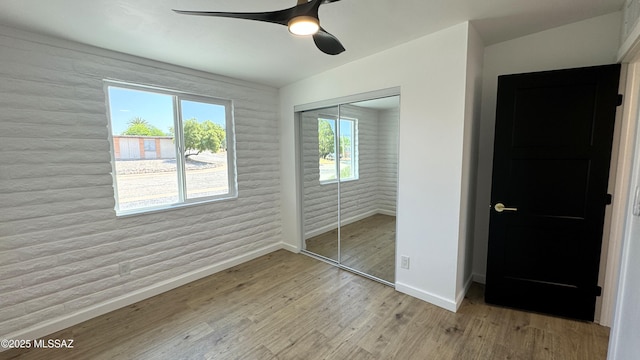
(173, 8), (294, 27)
(176, 0), (345, 55)
(313, 27), (345, 55)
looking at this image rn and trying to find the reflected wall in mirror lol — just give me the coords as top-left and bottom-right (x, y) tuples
(301, 106), (340, 261)
(300, 95), (399, 284)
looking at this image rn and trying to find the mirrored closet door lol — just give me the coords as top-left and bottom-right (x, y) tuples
(299, 94), (399, 285)
(300, 105), (340, 262)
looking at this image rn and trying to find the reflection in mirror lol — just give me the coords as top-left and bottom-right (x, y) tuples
(300, 95), (399, 284)
(338, 96), (399, 283)
(301, 106), (340, 261)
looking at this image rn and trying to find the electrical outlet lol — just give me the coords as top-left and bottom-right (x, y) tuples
(119, 262), (131, 276)
(400, 255), (410, 269)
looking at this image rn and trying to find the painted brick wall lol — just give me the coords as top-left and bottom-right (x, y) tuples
(301, 108), (340, 236)
(0, 26), (282, 338)
(377, 107), (399, 214)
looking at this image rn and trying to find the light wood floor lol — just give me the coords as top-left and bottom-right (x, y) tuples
(305, 214), (396, 282)
(3, 250), (609, 360)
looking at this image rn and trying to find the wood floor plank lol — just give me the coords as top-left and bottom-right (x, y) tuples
(276, 329), (333, 359)
(235, 345), (277, 360)
(2, 250), (609, 360)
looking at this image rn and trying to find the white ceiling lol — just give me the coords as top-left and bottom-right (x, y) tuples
(0, 0), (624, 88)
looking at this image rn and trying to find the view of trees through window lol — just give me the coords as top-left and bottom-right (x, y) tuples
(106, 84), (235, 214)
(318, 117), (357, 183)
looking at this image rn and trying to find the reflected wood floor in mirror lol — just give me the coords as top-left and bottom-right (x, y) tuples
(305, 214), (396, 282)
(4, 250), (609, 360)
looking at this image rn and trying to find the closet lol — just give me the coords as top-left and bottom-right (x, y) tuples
(297, 91), (399, 285)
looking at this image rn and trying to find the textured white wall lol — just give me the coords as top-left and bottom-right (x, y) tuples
(377, 107), (399, 215)
(339, 105), (382, 224)
(0, 26), (282, 340)
(301, 109), (340, 236)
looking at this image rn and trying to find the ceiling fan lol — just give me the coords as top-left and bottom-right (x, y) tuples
(173, 0), (345, 55)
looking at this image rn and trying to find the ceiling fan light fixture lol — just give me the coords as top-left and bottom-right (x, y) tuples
(288, 15), (320, 36)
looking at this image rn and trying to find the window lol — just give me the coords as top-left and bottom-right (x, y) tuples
(105, 82), (236, 215)
(143, 139), (156, 152)
(318, 117), (358, 183)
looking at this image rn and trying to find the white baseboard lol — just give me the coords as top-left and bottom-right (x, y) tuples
(395, 282), (457, 312)
(472, 273), (486, 284)
(4, 242), (284, 343)
(377, 209), (397, 217)
(280, 241), (300, 253)
(455, 276), (474, 311)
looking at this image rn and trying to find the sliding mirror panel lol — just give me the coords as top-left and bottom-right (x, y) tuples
(338, 96), (399, 283)
(301, 106), (340, 262)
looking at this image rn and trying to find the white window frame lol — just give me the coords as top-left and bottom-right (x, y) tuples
(318, 116), (359, 184)
(104, 80), (237, 216)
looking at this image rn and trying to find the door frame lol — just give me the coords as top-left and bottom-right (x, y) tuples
(606, 28), (640, 358)
(600, 48), (640, 325)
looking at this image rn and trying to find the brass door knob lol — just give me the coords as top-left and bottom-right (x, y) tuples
(494, 203), (518, 212)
